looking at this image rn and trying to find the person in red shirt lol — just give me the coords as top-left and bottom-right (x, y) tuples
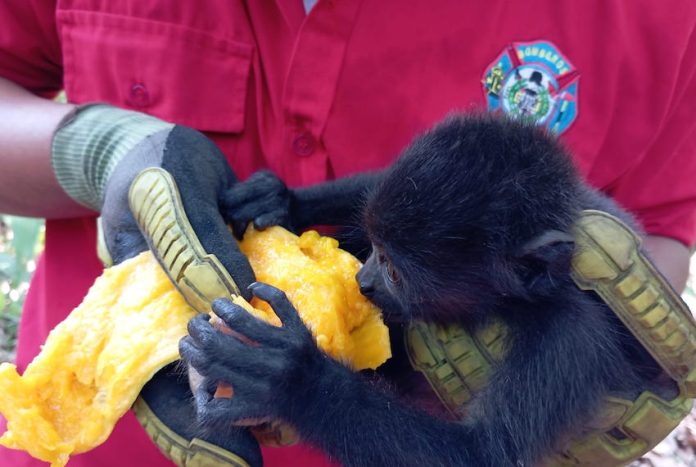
(0, 1), (695, 466)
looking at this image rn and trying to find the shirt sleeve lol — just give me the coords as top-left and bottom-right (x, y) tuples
(608, 31), (696, 248)
(0, 0), (62, 97)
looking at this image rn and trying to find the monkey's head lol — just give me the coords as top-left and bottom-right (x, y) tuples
(359, 113), (583, 323)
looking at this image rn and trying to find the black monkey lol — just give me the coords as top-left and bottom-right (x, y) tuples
(180, 113), (667, 466)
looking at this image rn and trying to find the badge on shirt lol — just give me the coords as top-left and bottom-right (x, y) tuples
(482, 41), (579, 134)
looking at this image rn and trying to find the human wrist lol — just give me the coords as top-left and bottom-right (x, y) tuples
(51, 104), (173, 210)
(643, 234), (691, 293)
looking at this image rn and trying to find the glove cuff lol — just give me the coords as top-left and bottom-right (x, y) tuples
(51, 104), (173, 210)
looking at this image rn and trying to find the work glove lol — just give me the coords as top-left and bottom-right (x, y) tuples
(52, 104), (261, 466)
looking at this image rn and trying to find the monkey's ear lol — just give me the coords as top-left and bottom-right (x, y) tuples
(517, 230), (575, 269)
(515, 230), (575, 295)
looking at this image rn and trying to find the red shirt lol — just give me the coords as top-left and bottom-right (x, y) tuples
(2, 1), (696, 466)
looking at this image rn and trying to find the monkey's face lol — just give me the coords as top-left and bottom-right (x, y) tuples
(356, 247), (410, 322)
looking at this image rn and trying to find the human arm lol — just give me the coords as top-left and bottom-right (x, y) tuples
(0, 74), (257, 291)
(643, 235), (691, 294)
(607, 45), (696, 294)
(0, 77), (88, 217)
(6, 97), (257, 304)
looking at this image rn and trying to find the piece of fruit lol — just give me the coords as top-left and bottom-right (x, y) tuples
(238, 227), (390, 369)
(0, 226), (390, 466)
(0, 252), (193, 467)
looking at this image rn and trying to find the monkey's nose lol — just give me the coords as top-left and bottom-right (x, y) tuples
(358, 281), (374, 297)
(356, 272), (374, 296)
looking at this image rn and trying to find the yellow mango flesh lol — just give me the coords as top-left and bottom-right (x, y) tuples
(239, 227), (390, 369)
(0, 252), (192, 467)
(0, 227), (390, 466)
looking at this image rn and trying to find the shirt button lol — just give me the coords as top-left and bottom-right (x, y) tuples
(292, 131), (316, 157)
(129, 83), (150, 108)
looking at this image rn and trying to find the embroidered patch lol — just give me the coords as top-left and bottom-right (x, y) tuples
(482, 41), (579, 134)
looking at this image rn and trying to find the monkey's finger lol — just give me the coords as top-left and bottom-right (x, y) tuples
(224, 192), (281, 220)
(224, 171), (285, 207)
(225, 196), (286, 239)
(217, 349), (288, 380)
(186, 318), (288, 379)
(187, 319), (261, 366)
(212, 299), (284, 345)
(194, 388), (235, 425)
(180, 336), (242, 375)
(215, 403), (270, 427)
(206, 369), (272, 402)
(253, 209), (290, 231)
(225, 193), (285, 223)
(186, 314), (218, 347)
(179, 337), (213, 373)
(248, 282), (303, 329)
(222, 187), (280, 213)
(199, 382), (273, 423)
(187, 316), (248, 357)
(230, 219), (251, 241)
(181, 339), (255, 385)
(197, 397), (243, 425)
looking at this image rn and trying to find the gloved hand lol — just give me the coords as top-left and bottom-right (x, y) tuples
(52, 104), (261, 466)
(103, 124), (256, 309)
(53, 104), (255, 304)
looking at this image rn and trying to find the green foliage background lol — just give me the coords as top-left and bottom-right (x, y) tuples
(0, 216), (44, 362)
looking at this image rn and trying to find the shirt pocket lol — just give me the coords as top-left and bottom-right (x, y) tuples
(57, 10), (252, 133)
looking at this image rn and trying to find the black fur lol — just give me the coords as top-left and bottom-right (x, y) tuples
(188, 113), (666, 467)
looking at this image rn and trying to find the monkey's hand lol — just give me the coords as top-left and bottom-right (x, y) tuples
(180, 282), (479, 467)
(223, 170), (293, 240)
(223, 169), (386, 240)
(179, 282), (328, 426)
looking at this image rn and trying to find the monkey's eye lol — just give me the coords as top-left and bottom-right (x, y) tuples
(377, 252), (399, 285)
(385, 261), (399, 284)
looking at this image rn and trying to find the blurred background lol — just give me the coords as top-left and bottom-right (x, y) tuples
(0, 214), (694, 465)
(0, 215), (43, 364)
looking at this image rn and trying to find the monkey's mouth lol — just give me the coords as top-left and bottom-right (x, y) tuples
(355, 286), (412, 323)
(374, 300), (411, 323)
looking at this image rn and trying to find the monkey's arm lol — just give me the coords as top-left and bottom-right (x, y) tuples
(292, 171), (384, 229)
(179, 284), (479, 466)
(180, 284), (628, 467)
(222, 170), (383, 238)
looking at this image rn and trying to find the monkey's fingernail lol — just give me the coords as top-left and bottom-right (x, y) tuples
(213, 382), (234, 399)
